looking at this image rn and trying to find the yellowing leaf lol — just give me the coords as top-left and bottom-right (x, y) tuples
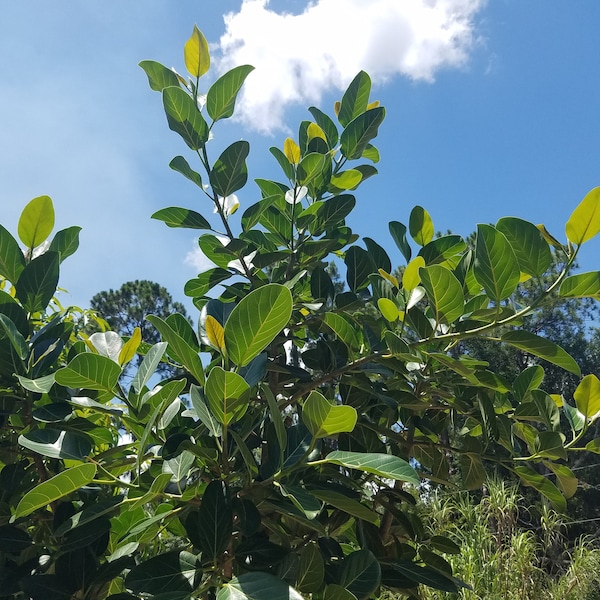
(574, 374), (600, 419)
(536, 224), (563, 249)
(334, 100), (341, 117)
(378, 268), (399, 288)
(366, 100), (380, 109)
(205, 315), (226, 353)
(403, 256), (425, 291)
(307, 122), (326, 141)
(184, 25), (210, 78)
(377, 298), (398, 322)
(118, 327), (141, 366)
(283, 138), (301, 164)
(566, 187), (600, 245)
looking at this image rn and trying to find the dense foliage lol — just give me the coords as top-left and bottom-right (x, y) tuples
(1, 25), (600, 600)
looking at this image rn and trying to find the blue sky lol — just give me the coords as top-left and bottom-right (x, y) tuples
(1, 1), (599, 315)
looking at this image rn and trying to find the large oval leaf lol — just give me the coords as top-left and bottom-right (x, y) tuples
(0, 224), (26, 284)
(409, 206), (434, 246)
(209, 140), (250, 198)
(303, 391), (357, 439)
(559, 271), (600, 299)
(339, 550), (381, 600)
(419, 265), (464, 325)
(139, 59), (180, 91)
(207, 65), (254, 122)
(340, 107), (385, 160)
(15, 251), (60, 314)
(566, 186), (600, 245)
(337, 71), (371, 128)
(224, 284), (292, 367)
(322, 451), (419, 485)
(184, 25), (210, 78)
(574, 374), (600, 419)
(18, 429), (93, 461)
(162, 86), (208, 150)
(152, 206), (211, 230)
(217, 572), (303, 600)
(55, 353), (122, 392)
(13, 463), (97, 519)
(125, 550), (197, 596)
(205, 366), (250, 425)
(18, 195), (54, 249)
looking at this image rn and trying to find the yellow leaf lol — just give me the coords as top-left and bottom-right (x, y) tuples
(205, 315), (225, 353)
(334, 101), (341, 117)
(378, 268), (399, 288)
(566, 187), (600, 245)
(307, 122), (326, 141)
(550, 394), (563, 408)
(378, 298), (399, 322)
(536, 224), (563, 249)
(367, 100), (380, 109)
(284, 138), (301, 164)
(184, 25), (210, 78)
(519, 272), (532, 283)
(403, 256), (426, 291)
(119, 327), (142, 366)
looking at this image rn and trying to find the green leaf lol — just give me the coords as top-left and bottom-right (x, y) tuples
(303, 391), (357, 439)
(546, 462), (577, 498)
(270, 146), (295, 180)
(363, 237), (392, 272)
(0, 224), (26, 283)
(15, 251), (60, 313)
(409, 206), (434, 246)
(209, 140), (250, 198)
(146, 315), (204, 384)
(184, 268), (232, 297)
(389, 561), (459, 593)
(345, 246), (376, 292)
(514, 465), (566, 512)
(162, 86), (208, 150)
(17, 373), (56, 394)
(190, 384), (222, 437)
(310, 489), (378, 524)
(559, 272), (600, 299)
(322, 451), (419, 485)
(279, 484), (322, 520)
(324, 584), (358, 600)
(339, 550), (381, 600)
(297, 152), (330, 187)
(308, 106), (339, 148)
(169, 156), (203, 188)
(18, 429), (93, 461)
(474, 224), (520, 302)
(389, 221), (412, 263)
(316, 194), (356, 235)
(197, 480), (233, 561)
(125, 550), (197, 596)
(297, 544), (325, 592)
(340, 107), (385, 160)
(13, 463), (96, 519)
(513, 365), (545, 402)
(574, 374), (600, 419)
(0, 314), (28, 360)
(217, 573), (303, 600)
(331, 169), (362, 190)
(419, 235), (466, 266)
(184, 24), (210, 77)
(419, 265), (464, 324)
(139, 60), (181, 91)
(459, 453), (486, 490)
(207, 65), (254, 122)
(18, 195), (54, 249)
(501, 330), (580, 376)
(566, 186), (600, 245)
(338, 71), (371, 128)
(242, 195), (279, 232)
(48, 226), (81, 262)
(55, 353), (121, 392)
(131, 341), (167, 394)
(496, 217), (551, 277)
(205, 366), (250, 425)
(224, 284), (292, 367)
(322, 313), (360, 350)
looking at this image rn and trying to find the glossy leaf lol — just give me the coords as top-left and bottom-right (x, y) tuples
(139, 60), (180, 91)
(559, 271), (600, 299)
(207, 65), (254, 121)
(303, 391), (357, 439)
(574, 374), (600, 419)
(514, 465), (566, 512)
(297, 152), (329, 187)
(565, 186), (600, 245)
(18, 429), (93, 461)
(474, 224), (520, 302)
(501, 330), (580, 376)
(322, 451), (419, 485)
(389, 221), (412, 263)
(460, 453), (486, 490)
(15, 251), (59, 313)
(340, 107), (385, 160)
(331, 169), (362, 190)
(18, 195), (54, 249)
(323, 313), (360, 350)
(55, 353), (121, 392)
(48, 226), (81, 262)
(0, 224), (26, 283)
(496, 216), (551, 277)
(403, 256), (425, 291)
(205, 366), (250, 425)
(184, 24), (210, 77)
(210, 140), (250, 198)
(184, 268), (232, 298)
(217, 573), (303, 600)
(339, 550), (381, 600)
(169, 155), (203, 187)
(409, 206), (434, 246)
(131, 341), (167, 394)
(13, 463), (97, 519)
(280, 484), (322, 520)
(17, 373), (55, 394)
(147, 315), (204, 384)
(308, 106), (339, 147)
(513, 365), (545, 402)
(224, 284), (292, 367)
(152, 206), (211, 230)
(125, 550), (197, 596)
(337, 71), (371, 128)
(419, 265), (464, 324)
(163, 86), (208, 150)
(0, 314), (27, 360)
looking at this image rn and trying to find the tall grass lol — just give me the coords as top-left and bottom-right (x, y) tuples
(417, 477), (600, 600)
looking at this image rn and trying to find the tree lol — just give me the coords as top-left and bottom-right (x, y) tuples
(89, 279), (190, 378)
(1, 25), (600, 600)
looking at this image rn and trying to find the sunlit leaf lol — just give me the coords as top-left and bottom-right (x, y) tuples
(338, 71), (371, 128)
(15, 251), (59, 313)
(19, 429), (93, 461)
(139, 60), (180, 91)
(217, 573), (303, 600)
(409, 206), (434, 246)
(0, 224), (26, 284)
(169, 155), (203, 188)
(419, 265), (464, 324)
(559, 272), (600, 299)
(184, 25), (210, 78)
(574, 374), (600, 419)
(514, 465), (566, 512)
(210, 140), (250, 198)
(322, 451), (419, 485)
(303, 391), (357, 439)
(205, 366), (250, 425)
(55, 353), (121, 392)
(207, 65), (254, 121)
(18, 195), (54, 250)
(224, 284), (292, 367)
(48, 226), (81, 262)
(162, 86), (209, 150)
(340, 107), (385, 160)
(566, 186), (600, 245)
(13, 463), (97, 519)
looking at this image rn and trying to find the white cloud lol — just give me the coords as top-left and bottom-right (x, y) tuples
(216, 0), (485, 133)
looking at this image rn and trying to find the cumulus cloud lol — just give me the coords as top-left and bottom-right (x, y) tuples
(216, 0), (485, 133)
